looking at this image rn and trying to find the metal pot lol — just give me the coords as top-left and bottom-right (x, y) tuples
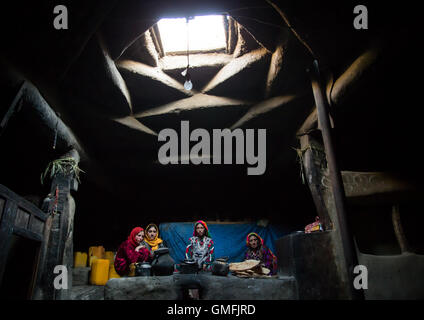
(212, 260), (229, 276)
(180, 259), (198, 274)
(154, 247), (169, 256)
(151, 247), (174, 276)
(135, 262), (151, 276)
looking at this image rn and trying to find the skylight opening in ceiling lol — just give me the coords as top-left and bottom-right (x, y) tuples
(157, 15), (227, 54)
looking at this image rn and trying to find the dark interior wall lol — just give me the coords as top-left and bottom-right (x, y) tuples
(348, 204), (401, 255)
(397, 201), (424, 255)
(347, 201), (424, 256)
(0, 234), (40, 299)
(333, 30), (422, 180)
(329, 28), (424, 257)
(0, 102), (54, 202)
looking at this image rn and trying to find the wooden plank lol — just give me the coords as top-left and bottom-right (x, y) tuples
(331, 171), (413, 199)
(28, 244), (42, 299)
(18, 201), (47, 222)
(0, 197), (5, 222)
(32, 214), (52, 300)
(28, 216), (45, 236)
(15, 208), (30, 229)
(0, 200), (17, 287)
(0, 184), (47, 221)
(12, 226), (43, 242)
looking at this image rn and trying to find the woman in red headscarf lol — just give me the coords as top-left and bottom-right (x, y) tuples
(185, 220), (215, 271)
(245, 232), (277, 275)
(114, 227), (153, 276)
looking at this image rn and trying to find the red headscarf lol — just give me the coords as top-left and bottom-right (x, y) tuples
(193, 220), (211, 238)
(128, 227), (144, 247)
(246, 232), (264, 247)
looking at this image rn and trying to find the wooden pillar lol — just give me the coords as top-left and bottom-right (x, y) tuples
(39, 149), (79, 300)
(309, 60), (362, 300)
(0, 81), (25, 137)
(392, 205), (410, 253)
(299, 134), (332, 230)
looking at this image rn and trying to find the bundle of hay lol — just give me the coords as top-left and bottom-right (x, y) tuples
(229, 259), (272, 278)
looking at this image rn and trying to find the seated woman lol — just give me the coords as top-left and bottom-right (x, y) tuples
(143, 223), (165, 252)
(185, 220), (215, 271)
(114, 227), (152, 276)
(245, 232), (277, 275)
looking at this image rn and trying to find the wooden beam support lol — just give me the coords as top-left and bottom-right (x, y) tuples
(298, 46), (381, 136)
(339, 171), (414, 199)
(392, 205), (411, 253)
(299, 134), (332, 230)
(0, 81), (26, 136)
(39, 150), (80, 300)
(309, 60), (362, 300)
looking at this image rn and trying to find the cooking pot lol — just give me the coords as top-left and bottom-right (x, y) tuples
(151, 247), (174, 276)
(180, 259), (198, 274)
(154, 247), (169, 255)
(212, 260), (229, 276)
(135, 262), (151, 277)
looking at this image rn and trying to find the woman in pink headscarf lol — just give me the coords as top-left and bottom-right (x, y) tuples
(114, 227), (152, 276)
(245, 232), (277, 275)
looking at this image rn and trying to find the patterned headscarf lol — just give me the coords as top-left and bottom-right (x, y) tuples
(128, 227), (144, 247)
(194, 220), (211, 238)
(144, 223), (163, 250)
(246, 232), (264, 247)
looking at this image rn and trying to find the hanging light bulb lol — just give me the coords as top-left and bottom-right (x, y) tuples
(184, 70), (192, 90)
(183, 16), (193, 91)
(184, 79), (193, 91)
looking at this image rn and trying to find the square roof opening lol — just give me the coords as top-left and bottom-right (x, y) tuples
(157, 15), (227, 54)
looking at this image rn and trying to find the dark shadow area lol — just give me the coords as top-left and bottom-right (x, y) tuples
(349, 204), (401, 255)
(400, 201), (424, 255)
(0, 234), (40, 299)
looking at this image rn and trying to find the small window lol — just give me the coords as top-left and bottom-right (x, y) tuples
(157, 15), (227, 54)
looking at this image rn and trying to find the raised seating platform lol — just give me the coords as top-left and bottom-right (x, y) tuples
(71, 273), (297, 300)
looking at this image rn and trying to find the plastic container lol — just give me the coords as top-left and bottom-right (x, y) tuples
(74, 252), (87, 267)
(90, 259), (110, 285)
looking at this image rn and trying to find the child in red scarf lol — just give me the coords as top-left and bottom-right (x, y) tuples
(114, 227), (152, 276)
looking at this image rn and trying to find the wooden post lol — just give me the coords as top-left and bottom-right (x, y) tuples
(392, 205), (410, 253)
(299, 134), (332, 230)
(309, 60), (362, 300)
(39, 149), (79, 300)
(0, 81), (25, 137)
